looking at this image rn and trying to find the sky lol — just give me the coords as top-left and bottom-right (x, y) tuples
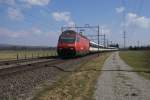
(0, 0), (150, 47)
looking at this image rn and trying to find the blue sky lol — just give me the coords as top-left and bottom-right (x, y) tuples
(0, 0), (150, 47)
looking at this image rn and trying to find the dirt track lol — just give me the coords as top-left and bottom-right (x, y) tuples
(94, 52), (150, 100)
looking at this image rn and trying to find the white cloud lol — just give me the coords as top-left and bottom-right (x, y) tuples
(1, 0), (51, 22)
(126, 13), (150, 29)
(0, 27), (42, 38)
(0, 27), (59, 46)
(67, 21), (75, 27)
(21, 0), (50, 6)
(52, 11), (75, 27)
(101, 26), (111, 35)
(116, 7), (125, 13)
(0, 27), (46, 38)
(7, 7), (24, 21)
(30, 27), (43, 35)
(0, 27), (25, 38)
(52, 12), (71, 22)
(0, 0), (16, 6)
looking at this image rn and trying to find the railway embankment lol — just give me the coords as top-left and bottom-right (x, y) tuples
(0, 53), (108, 100)
(32, 53), (110, 100)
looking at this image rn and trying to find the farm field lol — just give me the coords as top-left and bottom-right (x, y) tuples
(119, 50), (150, 79)
(0, 50), (57, 61)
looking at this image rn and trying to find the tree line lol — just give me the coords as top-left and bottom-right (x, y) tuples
(128, 46), (150, 50)
(0, 44), (56, 51)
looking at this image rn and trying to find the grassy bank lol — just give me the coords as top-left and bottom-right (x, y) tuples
(119, 50), (150, 79)
(33, 53), (111, 100)
(0, 50), (57, 61)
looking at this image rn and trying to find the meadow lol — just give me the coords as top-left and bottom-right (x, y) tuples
(120, 50), (150, 79)
(0, 50), (57, 61)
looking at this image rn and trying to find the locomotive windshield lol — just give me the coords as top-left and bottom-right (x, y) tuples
(60, 36), (76, 43)
(62, 30), (76, 35)
(60, 30), (77, 43)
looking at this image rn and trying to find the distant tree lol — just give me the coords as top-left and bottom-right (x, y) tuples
(116, 44), (119, 48)
(129, 46), (133, 50)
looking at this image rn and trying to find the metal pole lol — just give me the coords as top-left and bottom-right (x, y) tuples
(25, 53), (27, 59)
(17, 53), (19, 60)
(32, 53), (33, 59)
(61, 27), (63, 33)
(104, 34), (106, 47)
(123, 30), (126, 49)
(107, 39), (109, 47)
(98, 25), (100, 52)
(37, 53), (39, 58)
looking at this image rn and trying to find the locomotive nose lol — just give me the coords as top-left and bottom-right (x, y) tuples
(63, 43), (74, 47)
(57, 43), (76, 57)
(57, 47), (76, 57)
(58, 43), (75, 48)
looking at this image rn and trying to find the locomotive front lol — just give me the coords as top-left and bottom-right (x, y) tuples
(57, 30), (77, 57)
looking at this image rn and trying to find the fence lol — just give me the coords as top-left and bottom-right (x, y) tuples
(0, 50), (57, 61)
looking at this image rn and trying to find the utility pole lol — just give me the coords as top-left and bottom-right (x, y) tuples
(101, 28), (106, 47)
(109, 41), (112, 47)
(98, 25), (100, 51)
(104, 34), (106, 47)
(107, 39), (109, 47)
(61, 27), (63, 33)
(122, 0), (127, 49)
(123, 30), (126, 49)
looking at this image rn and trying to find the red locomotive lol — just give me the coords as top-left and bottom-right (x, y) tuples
(57, 30), (90, 57)
(57, 30), (118, 57)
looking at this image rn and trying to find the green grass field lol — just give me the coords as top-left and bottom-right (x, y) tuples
(0, 50), (57, 61)
(119, 50), (150, 79)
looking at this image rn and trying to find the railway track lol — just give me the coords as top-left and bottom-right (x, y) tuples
(0, 56), (57, 66)
(0, 54), (99, 77)
(0, 56), (64, 76)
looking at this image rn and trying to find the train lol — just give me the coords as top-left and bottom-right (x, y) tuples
(57, 30), (118, 57)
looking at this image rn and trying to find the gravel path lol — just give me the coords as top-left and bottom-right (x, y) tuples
(94, 52), (150, 100)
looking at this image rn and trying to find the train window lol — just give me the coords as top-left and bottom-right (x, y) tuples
(60, 37), (76, 43)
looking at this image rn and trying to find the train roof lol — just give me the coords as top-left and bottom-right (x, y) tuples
(62, 30), (76, 35)
(108, 46), (118, 49)
(90, 41), (104, 47)
(90, 41), (118, 49)
(62, 30), (89, 40)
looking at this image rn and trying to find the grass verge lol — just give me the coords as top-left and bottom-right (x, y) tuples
(119, 50), (150, 79)
(32, 53), (111, 100)
(0, 50), (57, 61)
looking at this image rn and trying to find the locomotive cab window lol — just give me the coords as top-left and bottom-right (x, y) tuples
(62, 30), (76, 35)
(60, 37), (76, 43)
